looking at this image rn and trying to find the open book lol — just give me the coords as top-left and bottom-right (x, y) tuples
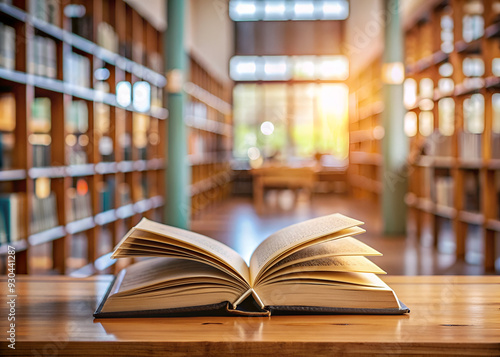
(94, 214), (409, 317)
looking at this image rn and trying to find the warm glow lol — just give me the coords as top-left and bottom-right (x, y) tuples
(403, 78), (417, 109)
(318, 56), (349, 80)
(35, 177), (51, 199)
(438, 98), (455, 136)
(419, 111), (434, 137)
(317, 84), (349, 159)
(404, 112), (418, 137)
(382, 62), (405, 84)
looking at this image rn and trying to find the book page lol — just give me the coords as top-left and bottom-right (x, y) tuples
(261, 236), (382, 278)
(259, 271), (388, 288)
(114, 257), (246, 297)
(249, 214), (364, 284)
(260, 255), (386, 284)
(114, 218), (250, 284)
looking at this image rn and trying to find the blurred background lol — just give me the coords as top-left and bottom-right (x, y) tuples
(0, 0), (499, 276)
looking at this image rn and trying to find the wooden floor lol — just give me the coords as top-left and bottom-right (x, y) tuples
(191, 192), (498, 275)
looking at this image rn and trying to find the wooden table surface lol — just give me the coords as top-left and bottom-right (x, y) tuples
(1, 275), (500, 356)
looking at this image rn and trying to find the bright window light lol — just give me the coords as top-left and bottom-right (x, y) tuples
(230, 55), (349, 81)
(229, 1), (259, 21)
(133, 81), (151, 113)
(404, 112), (418, 137)
(439, 63), (453, 77)
(382, 62), (405, 84)
(293, 57), (316, 79)
(318, 56), (349, 80)
(293, 1), (315, 19)
(264, 1), (286, 20)
(322, 0), (349, 19)
(116, 81), (132, 107)
(229, 0), (348, 21)
(230, 56), (259, 81)
(260, 121), (275, 135)
(403, 78), (417, 109)
(235, 3), (256, 15)
(263, 56), (291, 80)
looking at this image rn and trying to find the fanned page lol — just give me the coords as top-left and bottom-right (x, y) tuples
(112, 218), (250, 284)
(249, 214), (364, 284)
(259, 236), (382, 280)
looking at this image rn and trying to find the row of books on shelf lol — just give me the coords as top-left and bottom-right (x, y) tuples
(423, 132), (484, 161)
(435, 176), (454, 208)
(0, 22), (15, 71)
(0, 178), (154, 245)
(459, 133), (482, 161)
(28, 35), (57, 79)
(0, 193), (25, 244)
(30, 192), (58, 234)
(29, 0), (60, 27)
(63, 52), (90, 88)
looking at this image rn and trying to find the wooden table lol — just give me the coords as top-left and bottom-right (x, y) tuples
(251, 166), (316, 212)
(2, 276), (500, 356)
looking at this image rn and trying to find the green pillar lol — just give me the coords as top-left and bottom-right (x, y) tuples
(381, 0), (407, 235)
(164, 0), (190, 229)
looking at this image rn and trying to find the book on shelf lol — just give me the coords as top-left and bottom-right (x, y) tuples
(0, 193), (25, 244)
(28, 36), (57, 78)
(64, 52), (90, 87)
(0, 92), (15, 169)
(94, 214), (410, 318)
(435, 176), (454, 208)
(29, 0), (60, 26)
(98, 178), (115, 212)
(67, 180), (92, 223)
(463, 170), (480, 213)
(30, 97), (52, 167)
(30, 192), (58, 235)
(66, 100), (89, 165)
(0, 22), (15, 71)
(97, 22), (119, 53)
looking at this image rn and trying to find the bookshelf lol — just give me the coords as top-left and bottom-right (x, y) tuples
(0, 0), (166, 275)
(405, 0), (500, 271)
(186, 54), (233, 218)
(348, 56), (384, 200)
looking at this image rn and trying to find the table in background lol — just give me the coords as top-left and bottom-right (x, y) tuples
(251, 166), (317, 212)
(2, 276), (500, 356)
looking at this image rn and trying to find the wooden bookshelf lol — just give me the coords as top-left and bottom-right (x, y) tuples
(348, 56), (384, 199)
(405, 0), (500, 271)
(186, 54), (233, 218)
(0, 0), (166, 275)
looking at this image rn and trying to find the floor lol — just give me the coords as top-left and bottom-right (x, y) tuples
(191, 192), (498, 275)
